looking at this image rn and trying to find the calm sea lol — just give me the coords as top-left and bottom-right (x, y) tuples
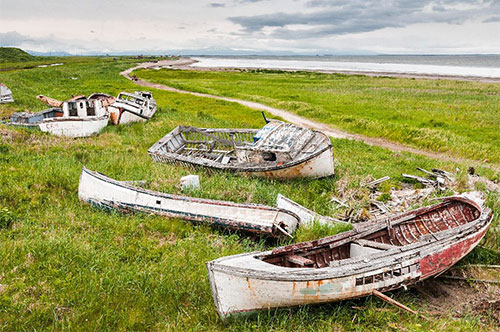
(190, 55), (500, 78)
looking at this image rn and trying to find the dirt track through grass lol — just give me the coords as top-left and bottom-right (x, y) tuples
(123, 59), (497, 171)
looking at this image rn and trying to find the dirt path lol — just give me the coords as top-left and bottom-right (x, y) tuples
(121, 59), (496, 169)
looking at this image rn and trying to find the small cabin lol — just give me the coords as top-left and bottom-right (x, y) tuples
(62, 98), (105, 118)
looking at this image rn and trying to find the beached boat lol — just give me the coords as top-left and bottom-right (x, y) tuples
(11, 95), (109, 138)
(78, 167), (299, 238)
(206, 192), (492, 318)
(0, 83), (14, 103)
(107, 91), (157, 124)
(148, 120), (334, 179)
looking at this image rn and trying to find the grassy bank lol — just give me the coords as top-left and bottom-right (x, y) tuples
(135, 68), (500, 167)
(0, 57), (498, 330)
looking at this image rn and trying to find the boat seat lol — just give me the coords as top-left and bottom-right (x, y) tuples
(286, 254), (314, 266)
(354, 239), (397, 250)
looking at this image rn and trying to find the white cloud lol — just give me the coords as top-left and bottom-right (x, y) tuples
(0, 0), (499, 54)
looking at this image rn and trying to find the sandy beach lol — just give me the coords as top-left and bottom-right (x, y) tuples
(152, 57), (500, 83)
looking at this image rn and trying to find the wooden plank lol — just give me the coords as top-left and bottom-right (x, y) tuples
(286, 254), (314, 266)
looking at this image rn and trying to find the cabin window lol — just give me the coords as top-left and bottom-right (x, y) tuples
(86, 107), (95, 116)
(79, 102), (84, 109)
(68, 102), (78, 116)
(262, 152), (277, 161)
(156, 200), (161, 205)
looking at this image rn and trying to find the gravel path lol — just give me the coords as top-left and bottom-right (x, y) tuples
(121, 59), (497, 170)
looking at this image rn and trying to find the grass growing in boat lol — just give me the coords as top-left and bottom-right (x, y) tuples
(135, 68), (500, 168)
(0, 56), (498, 330)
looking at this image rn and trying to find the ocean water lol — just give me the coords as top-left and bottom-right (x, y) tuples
(190, 55), (500, 78)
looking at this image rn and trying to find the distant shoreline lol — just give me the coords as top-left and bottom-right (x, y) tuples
(157, 57), (500, 83)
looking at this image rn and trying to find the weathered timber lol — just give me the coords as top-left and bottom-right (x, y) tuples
(148, 120), (335, 179)
(366, 176), (390, 188)
(79, 167), (299, 238)
(206, 192), (492, 318)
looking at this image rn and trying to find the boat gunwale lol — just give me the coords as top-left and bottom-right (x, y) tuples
(207, 198), (492, 281)
(208, 216), (491, 282)
(80, 167), (300, 216)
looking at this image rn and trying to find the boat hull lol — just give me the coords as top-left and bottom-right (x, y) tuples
(78, 167), (299, 237)
(248, 147), (334, 179)
(39, 116), (108, 138)
(207, 223), (489, 317)
(108, 107), (152, 125)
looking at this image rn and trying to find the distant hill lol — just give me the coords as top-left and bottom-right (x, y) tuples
(0, 47), (35, 63)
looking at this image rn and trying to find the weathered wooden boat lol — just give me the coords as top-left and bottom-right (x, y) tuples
(78, 167), (299, 238)
(40, 96), (108, 137)
(0, 83), (14, 103)
(148, 120), (334, 179)
(107, 91), (157, 124)
(207, 192), (492, 318)
(10, 94), (110, 137)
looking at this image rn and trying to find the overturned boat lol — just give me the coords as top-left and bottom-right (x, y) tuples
(11, 95), (109, 138)
(78, 167), (299, 238)
(148, 120), (334, 179)
(107, 91), (157, 125)
(0, 83), (14, 103)
(207, 192), (492, 318)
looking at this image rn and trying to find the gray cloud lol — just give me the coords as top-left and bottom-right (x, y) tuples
(209, 2), (226, 7)
(230, 0), (500, 39)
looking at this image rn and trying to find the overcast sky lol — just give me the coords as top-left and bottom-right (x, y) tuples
(1, 0), (499, 55)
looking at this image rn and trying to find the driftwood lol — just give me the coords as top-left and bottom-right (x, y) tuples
(365, 176), (390, 188)
(402, 173), (436, 186)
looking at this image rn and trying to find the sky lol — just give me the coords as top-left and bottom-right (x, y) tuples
(1, 0), (499, 55)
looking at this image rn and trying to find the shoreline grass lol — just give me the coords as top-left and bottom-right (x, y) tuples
(0, 57), (498, 330)
(135, 68), (500, 167)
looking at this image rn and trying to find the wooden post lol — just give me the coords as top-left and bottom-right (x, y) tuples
(372, 290), (417, 315)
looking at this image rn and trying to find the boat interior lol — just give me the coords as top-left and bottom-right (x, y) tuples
(260, 199), (481, 268)
(156, 121), (328, 167)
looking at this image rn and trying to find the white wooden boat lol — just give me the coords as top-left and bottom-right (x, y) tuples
(11, 95), (109, 138)
(148, 120), (334, 179)
(207, 192), (492, 318)
(78, 167), (299, 238)
(107, 91), (157, 124)
(0, 83), (14, 103)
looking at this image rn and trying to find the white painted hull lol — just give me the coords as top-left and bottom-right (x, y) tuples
(78, 167), (299, 237)
(39, 116), (108, 138)
(207, 193), (492, 318)
(249, 148), (334, 179)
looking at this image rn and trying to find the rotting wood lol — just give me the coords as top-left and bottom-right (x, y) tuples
(402, 173), (436, 186)
(417, 167), (435, 177)
(148, 120), (335, 179)
(206, 192), (493, 318)
(372, 290), (417, 315)
(79, 167), (300, 239)
(365, 176), (390, 188)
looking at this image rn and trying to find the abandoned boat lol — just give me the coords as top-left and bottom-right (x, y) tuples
(107, 91), (157, 124)
(0, 83), (14, 103)
(148, 120), (334, 179)
(78, 167), (299, 238)
(11, 95), (109, 138)
(206, 192), (492, 318)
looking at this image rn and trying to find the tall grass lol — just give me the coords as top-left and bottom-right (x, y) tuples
(0, 57), (498, 330)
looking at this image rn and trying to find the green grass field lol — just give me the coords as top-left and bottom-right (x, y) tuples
(135, 68), (500, 167)
(0, 56), (498, 330)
